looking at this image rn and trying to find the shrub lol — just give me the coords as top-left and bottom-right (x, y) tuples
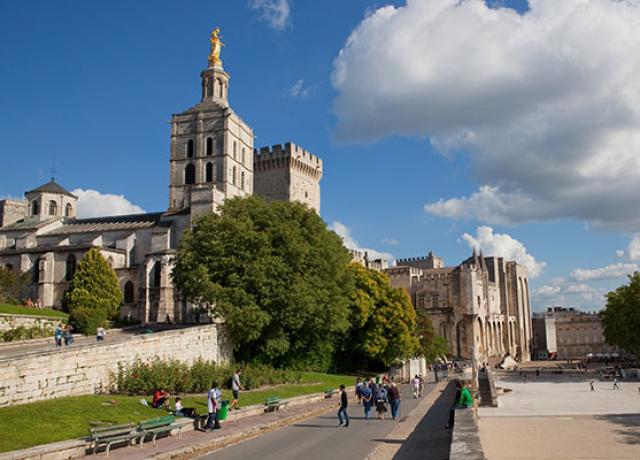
(0, 325), (53, 342)
(115, 359), (302, 394)
(68, 306), (108, 335)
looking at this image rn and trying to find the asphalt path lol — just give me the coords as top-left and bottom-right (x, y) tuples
(199, 384), (439, 460)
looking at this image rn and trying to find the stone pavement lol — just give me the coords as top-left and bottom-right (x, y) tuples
(479, 376), (640, 459)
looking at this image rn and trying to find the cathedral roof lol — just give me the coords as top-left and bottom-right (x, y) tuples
(25, 179), (77, 199)
(44, 212), (165, 235)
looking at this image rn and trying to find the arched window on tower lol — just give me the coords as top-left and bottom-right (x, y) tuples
(124, 281), (135, 304)
(232, 166), (237, 186)
(186, 139), (194, 158)
(65, 254), (76, 281)
(206, 137), (213, 156)
(185, 164), (196, 185)
(32, 258), (41, 283)
(240, 171), (245, 191)
(65, 203), (73, 217)
(206, 78), (213, 98)
(151, 261), (162, 287)
(48, 201), (57, 216)
(206, 162), (213, 183)
(31, 201), (39, 216)
(217, 78), (223, 98)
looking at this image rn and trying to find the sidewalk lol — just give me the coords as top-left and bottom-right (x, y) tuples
(103, 394), (343, 460)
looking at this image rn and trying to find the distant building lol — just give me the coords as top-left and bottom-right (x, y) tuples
(532, 307), (616, 360)
(349, 249), (388, 272)
(386, 249), (533, 364)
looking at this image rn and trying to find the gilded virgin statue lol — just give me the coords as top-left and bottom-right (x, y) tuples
(208, 27), (224, 67)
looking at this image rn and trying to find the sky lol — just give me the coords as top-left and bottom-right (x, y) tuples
(2, 0), (640, 312)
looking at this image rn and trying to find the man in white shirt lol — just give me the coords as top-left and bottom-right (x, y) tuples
(231, 369), (244, 410)
(205, 381), (221, 430)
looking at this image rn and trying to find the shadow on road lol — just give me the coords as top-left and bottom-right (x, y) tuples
(391, 382), (454, 460)
(595, 414), (640, 446)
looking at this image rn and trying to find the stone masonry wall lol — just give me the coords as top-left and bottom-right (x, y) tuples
(0, 324), (231, 407)
(0, 314), (62, 333)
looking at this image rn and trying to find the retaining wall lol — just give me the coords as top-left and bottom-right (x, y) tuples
(0, 324), (231, 407)
(0, 314), (62, 333)
(449, 408), (487, 460)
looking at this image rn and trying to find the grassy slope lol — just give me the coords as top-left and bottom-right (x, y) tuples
(0, 372), (355, 453)
(0, 304), (68, 319)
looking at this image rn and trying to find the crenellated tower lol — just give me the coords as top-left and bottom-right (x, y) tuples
(253, 142), (323, 214)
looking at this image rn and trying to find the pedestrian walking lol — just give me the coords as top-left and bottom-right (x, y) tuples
(376, 384), (388, 420)
(54, 324), (63, 347)
(337, 384), (349, 427)
(230, 368), (244, 410)
(63, 324), (74, 346)
(361, 380), (373, 420)
(388, 382), (401, 421)
(613, 378), (621, 390)
(590, 380), (595, 392)
(205, 381), (221, 430)
(96, 326), (106, 342)
(418, 374), (424, 397)
(412, 375), (420, 398)
(355, 378), (363, 403)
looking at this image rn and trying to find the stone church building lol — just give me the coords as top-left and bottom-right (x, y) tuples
(386, 250), (533, 364)
(0, 38), (323, 324)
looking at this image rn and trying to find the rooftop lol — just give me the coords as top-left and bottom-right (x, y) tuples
(25, 179), (77, 199)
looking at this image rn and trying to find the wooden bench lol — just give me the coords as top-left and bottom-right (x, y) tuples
(264, 396), (287, 412)
(324, 388), (338, 398)
(89, 423), (138, 456)
(137, 415), (181, 447)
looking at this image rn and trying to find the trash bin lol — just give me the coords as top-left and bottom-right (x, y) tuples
(218, 400), (230, 421)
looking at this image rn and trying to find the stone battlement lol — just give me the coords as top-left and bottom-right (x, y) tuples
(254, 142), (323, 170)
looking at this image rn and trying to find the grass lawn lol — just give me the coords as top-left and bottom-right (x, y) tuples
(0, 303), (68, 319)
(0, 371), (355, 453)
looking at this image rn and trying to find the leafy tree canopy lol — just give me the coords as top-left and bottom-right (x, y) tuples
(172, 197), (353, 370)
(601, 272), (640, 358)
(339, 263), (418, 369)
(0, 267), (30, 304)
(63, 247), (122, 333)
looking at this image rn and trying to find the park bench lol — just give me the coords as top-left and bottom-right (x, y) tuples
(89, 422), (138, 456)
(264, 396), (287, 412)
(324, 387), (338, 398)
(137, 415), (182, 447)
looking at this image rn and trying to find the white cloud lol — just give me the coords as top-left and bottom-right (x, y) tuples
(532, 279), (606, 309)
(72, 189), (145, 218)
(249, 0), (291, 31)
(616, 249), (626, 258)
(461, 226), (545, 277)
(533, 285), (561, 298)
(332, 0), (640, 231)
(571, 262), (638, 281)
(329, 221), (395, 262)
(288, 79), (313, 98)
(628, 234), (640, 261)
(381, 238), (400, 246)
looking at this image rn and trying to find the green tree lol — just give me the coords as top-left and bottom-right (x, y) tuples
(601, 272), (640, 358)
(415, 308), (449, 364)
(172, 197), (353, 370)
(0, 267), (30, 304)
(339, 263), (418, 369)
(63, 247), (122, 333)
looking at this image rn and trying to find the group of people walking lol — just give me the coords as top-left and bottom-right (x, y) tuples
(54, 323), (74, 346)
(341, 376), (403, 426)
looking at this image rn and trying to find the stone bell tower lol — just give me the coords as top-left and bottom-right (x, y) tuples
(168, 27), (254, 218)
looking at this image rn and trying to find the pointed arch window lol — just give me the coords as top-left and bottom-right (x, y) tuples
(65, 203), (73, 217)
(186, 139), (194, 158)
(31, 201), (39, 216)
(151, 261), (162, 287)
(124, 281), (135, 304)
(206, 137), (213, 156)
(65, 254), (76, 281)
(48, 201), (57, 216)
(206, 162), (213, 183)
(32, 258), (41, 283)
(185, 163), (196, 185)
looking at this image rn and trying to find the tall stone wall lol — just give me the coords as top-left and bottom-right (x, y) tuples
(0, 313), (62, 333)
(0, 324), (231, 407)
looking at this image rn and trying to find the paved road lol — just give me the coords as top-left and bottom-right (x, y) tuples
(199, 383), (452, 460)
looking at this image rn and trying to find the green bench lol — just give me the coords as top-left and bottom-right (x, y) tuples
(138, 415), (182, 447)
(264, 396), (287, 412)
(89, 423), (138, 456)
(324, 387), (338, 398)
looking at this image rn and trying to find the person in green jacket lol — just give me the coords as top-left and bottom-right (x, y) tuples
(458, 383), (473, 408)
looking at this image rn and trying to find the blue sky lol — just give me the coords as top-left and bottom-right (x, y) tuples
(2, 0), (639, 312)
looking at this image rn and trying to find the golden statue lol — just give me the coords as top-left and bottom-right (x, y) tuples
(208, 27), (224, 67)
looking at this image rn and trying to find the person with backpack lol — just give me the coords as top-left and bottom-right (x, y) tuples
(205, 381), (221, 430)
(376, 384), (388, 420)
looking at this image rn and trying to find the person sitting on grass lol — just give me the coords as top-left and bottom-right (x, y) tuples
(152, 388), (170, 409)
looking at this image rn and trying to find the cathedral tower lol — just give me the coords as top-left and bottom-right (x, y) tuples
(168, 28), (254, 216)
